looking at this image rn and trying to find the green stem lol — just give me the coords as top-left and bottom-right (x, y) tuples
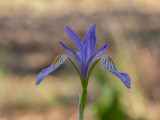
(78, 59), (101, 120)
(78, 89), (87, 120)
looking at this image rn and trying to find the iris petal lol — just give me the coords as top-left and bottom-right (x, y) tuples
(81, 27), (91, 64)
(95, 44), (109, 56)
(65, 26), (82, 52)
(36, 55), (78, 85)
(81, 26), (91, 45)
(59, 41), (80, 62)
(99, 55), (131, 88)
(86, 44), (109, 69)
(89, 24), (97, 56)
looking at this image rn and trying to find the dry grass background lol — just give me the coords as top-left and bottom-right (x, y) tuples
(0, 0), (160, 120)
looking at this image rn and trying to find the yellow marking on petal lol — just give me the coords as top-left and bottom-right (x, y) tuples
(108, 57), (115, 65)
(51, 55), (61, 66)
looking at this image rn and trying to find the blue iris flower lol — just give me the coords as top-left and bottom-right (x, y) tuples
(36, 24), (131, 89)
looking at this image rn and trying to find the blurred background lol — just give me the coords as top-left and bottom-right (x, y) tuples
(0, 0), (160, 120)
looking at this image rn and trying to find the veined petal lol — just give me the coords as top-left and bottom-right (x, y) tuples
(59, 41), (80, 62)
(81, 27), (91, 64)
(36, 55), (79, 85)
(89, 24), (97, 56)
(65, 26), (82, 52)
(95, 44), (109, 56)
(81, 26), (91, 45)
(98, 55), (131, 88)
(86, 44), (109, 70)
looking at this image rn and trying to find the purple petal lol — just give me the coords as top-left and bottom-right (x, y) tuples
(59, 41), (80, 62)
(99, 55), (131, 88)
(89, 24), (97, 56)
(119, 72), (131, 88)
(81, 26), (92, 63)
(112, 72), (131, 89)
(36, 68), (49, 85)
(87, 44), (109, 66)
(65, 26), (82, 52)
(95, 44), (109, 56)
(81, 26), (91, 45)
(36, 55), (68, 85)
(85, 44), (109, 75)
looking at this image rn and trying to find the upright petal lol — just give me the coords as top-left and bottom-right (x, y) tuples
(86, 44), (109, 69)
(65, 26), (83, 52)
(81, 27), (92, 64)
(98, 55), (131, 88)
(95, 44), (109, 56)
(36, 55), (78, 85)
(89, 24), (97, 56)
(59, 41), (81, 62)
(65, 26), (85, 64)
(81, 26), (91, 45)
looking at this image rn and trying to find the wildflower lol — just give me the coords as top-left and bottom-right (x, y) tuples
(36, 24), (131, 120)
(36, 24), (131, 89)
